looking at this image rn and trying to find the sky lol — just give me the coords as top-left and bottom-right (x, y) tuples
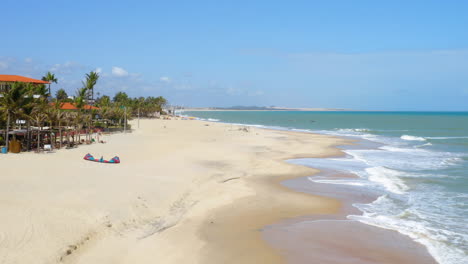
(1, 0), (468, 110)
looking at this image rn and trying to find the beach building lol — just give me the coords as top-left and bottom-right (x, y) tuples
(0, 75), (49, 93)
(0, 75), (101, 152)
(49, 102), (100, 110)
(1, 75), (51, 152)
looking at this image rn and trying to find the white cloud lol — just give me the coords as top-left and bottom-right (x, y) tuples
(0, 61), (8, 70)
(160, 76), (171, 82)
(95, 67), (102, 74)
(248, 90), (264, 96)
(112, 66), (128, 77)
(24, 58), (33, 63)
(174, 83), (194, 91)
(226, 87), (243, 96)
(49, 61), (84, 74)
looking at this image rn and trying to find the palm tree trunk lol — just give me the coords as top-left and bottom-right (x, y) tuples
(59, 120), (62, 149)
(5, 112), (10, 152)
(37, 126), (41, 153)
(88, 120), (92, 142)
(26, 122), (31, 151)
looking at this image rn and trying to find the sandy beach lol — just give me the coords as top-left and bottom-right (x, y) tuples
(0, 118), (437, 263)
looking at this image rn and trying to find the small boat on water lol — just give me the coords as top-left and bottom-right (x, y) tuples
(84, 153), (120, 164)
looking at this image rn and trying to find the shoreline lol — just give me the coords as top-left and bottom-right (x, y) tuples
(0, 119), (437, 263)
(264, 170), (437, 264)
(181, 108), (348, 112)
(195, 128), (437, 264)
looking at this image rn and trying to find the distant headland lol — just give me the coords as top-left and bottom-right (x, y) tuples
(183, 106), (348, 111)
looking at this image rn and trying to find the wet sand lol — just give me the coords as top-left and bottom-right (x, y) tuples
(263, 172), (437, 264)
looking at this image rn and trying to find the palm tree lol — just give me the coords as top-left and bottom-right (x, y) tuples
(79, 71), (99, 140)
(82, 113), (92, 142)
(44, 105), (60, 148)
(51, 98), (67, 149)
(73, 87), (88, 143)
(22, 82), (50, 151)
(62, 112), (74, 147)
(30, 110), (47, 152)
(20, 96), (35, 151)
(55, 88), (68, 100)
(82, 71), (99, 104)
(113, 91), (129, 105)
(29, 86), (50, 152)
(74, 112), (85, 144)
(42, 72), (58, 97)
(57, 110), (66, 148)
(74, 87), (87, 109)
(96, 95), (111, 108)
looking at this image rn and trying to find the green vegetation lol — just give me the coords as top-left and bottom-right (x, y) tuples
(104, 93), (167, 117)
(55, 88), (69, 101)
(41, 71), (57, 96)
(0, 71), (168, 151)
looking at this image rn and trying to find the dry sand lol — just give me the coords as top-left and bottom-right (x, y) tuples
(0, 119), (436, 263)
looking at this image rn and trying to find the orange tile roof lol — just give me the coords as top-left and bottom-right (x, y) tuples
(50, 102), (100, 110)
(0, 75), (50, 84)
(84, 104), (100, 110)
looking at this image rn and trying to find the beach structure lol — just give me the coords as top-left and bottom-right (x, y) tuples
(0, 75), (101, 153)
(0, 75), (49, 93)
(2, 74), (167, 153)
(49, 102), (100, 110)
(0, 75), (50, 152)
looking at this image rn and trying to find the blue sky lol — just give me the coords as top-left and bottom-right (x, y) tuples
(1, 0), (468, 110)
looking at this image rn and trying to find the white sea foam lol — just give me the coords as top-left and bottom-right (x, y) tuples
(346, 147), (463, 171)
(322, 129), (404, 145)
(365, 167), (409, 194)
(196, 117), (220, 122)
(291, 128), (314, 133)
(349, 194), (468, 264)
(336, 128), (372, 133)
(426, 136), (468, 140)
(416, 142), (433, 148)
(297, 142), (467, 263)
(307, 176), (370, 187)
(401, 135), (427, 141)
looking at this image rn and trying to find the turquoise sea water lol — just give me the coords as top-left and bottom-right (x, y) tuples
(184, 111), (468, 264)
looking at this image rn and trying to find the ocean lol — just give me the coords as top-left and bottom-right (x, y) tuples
(183, 111), (468, 264)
